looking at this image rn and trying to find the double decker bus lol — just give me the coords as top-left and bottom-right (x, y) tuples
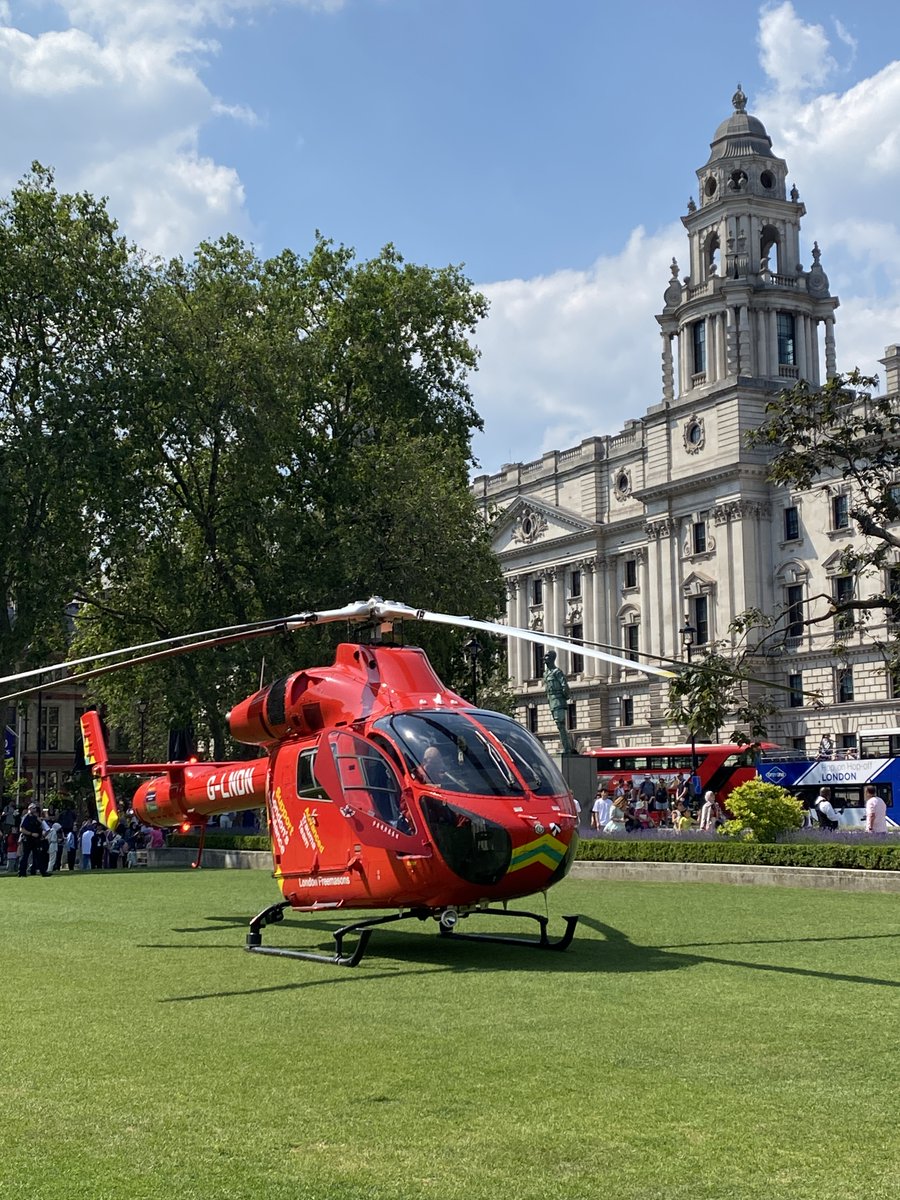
(757, 728), (900, 828)
(585, 742), (779, 803)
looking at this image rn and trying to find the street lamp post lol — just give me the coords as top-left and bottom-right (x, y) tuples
(679, 616), (699, 796)
(463, 637), (482, 707)
(137, 699), (148, 763)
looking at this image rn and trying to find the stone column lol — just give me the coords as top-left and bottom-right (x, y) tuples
(549, 569), (563, 670)
(796, 313), (808, 379)
(738, 305), (752, 376)
(593, 558), (608, 682)
(661, 331), (674, 402)
(825, 316), (837, 379)
(516, 576), (529, 683)
(769, 309), (779, 376)
(505, 578), (518, 684)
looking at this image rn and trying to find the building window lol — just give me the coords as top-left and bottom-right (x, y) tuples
(624, 622), (640, 662)
(527, 705), (538, 734)
(833, 575), (854, 631)
(692, 320), (706, 375)
(840, 734), (858, 755)
(831, 493), (850, 529)
(570, 569), (581, 598)
(791, 737), (807, 754)
(566, 702), (577, 731)
(837, 668), (854, 703)
(532, 643), (545, 679)
(786, 584), (804, 639)
(692, 521), (707, 554)
(789, 673), (803, 708)
(624, 558), (637, 589)
(776, 311), (795, 365)
(621, 697), (634, 726)
(889, 664), (900, 700)
(690, 595), (710, 646)
(39, 705), (59, 752)
(784, 506), (800, 541)
(570, 623), (584, 675)
(532, 577), (543, 606)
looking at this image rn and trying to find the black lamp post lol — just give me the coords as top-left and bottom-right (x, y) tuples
(463, 637), (482, 707)
(679, 616), (699, 787)
(137, 699), (148, 763)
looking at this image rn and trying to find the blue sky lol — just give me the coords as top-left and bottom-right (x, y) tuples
(2, 0), (900, 474)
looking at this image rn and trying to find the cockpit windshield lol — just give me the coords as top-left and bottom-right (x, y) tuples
(372, 710), (568, 798)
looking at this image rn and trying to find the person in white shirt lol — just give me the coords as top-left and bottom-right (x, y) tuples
(698, 790), (722, 831)
(591, 789), (614, 831)
(45, 817), (60, 874)
(864, 785), (888, 834)
(80, 823), (94, 870)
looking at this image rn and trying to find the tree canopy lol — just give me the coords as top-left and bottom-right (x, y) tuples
(0, 169), (505, 756)
(0, 164), (150, 668)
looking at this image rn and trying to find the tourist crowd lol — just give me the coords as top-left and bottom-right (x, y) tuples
(1, 800), (166, 876)
(588, 775), (716, 834)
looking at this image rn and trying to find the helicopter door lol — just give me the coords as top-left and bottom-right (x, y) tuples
(268, 740), (347, 874)
(316, 730), (430, 855)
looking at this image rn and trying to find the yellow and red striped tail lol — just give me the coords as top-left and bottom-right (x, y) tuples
(80, 710), (119, 831)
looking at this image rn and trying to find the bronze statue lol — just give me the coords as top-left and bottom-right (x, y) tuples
(543, 649), (574, 754)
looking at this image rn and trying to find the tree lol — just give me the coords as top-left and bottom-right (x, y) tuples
(72, 234), (503, 755)
(665, 609), (781, 747)
(0, 164), (150, 671)
(747, 370), (900, 640)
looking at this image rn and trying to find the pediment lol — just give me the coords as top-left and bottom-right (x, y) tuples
(491, 496), (596, 554)
(682, 570), (715, 595)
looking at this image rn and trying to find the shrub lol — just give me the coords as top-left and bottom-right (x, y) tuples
(719, 779), (803, 842)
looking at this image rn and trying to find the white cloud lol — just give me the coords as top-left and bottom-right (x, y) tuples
(757, 1), (836, 95)
(0, 1), (344, 257)
(471, 226), (680, 475)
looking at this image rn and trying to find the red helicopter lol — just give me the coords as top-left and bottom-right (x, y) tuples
(5, 599), (674, 966)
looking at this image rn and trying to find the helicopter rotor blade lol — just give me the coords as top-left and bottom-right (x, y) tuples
(354, 601), (678, 680)
(0, 624), (290, 705)
(0, 615), (304, 688)
(1, 595), (681, 708)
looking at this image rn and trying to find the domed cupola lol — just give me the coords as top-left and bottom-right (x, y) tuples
(699, 86), (788, 208)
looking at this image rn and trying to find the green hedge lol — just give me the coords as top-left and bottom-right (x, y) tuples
(169, 831), (900, 872)
(168, 833), (271, 852)
(575, 838), (900, 872)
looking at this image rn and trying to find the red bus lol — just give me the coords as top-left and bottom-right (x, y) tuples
(584, 743), (780, 804)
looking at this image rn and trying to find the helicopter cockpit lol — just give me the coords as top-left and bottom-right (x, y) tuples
(372, 710), (570, 799)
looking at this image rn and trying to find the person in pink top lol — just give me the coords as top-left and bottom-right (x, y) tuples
(864, 785), (888, 834)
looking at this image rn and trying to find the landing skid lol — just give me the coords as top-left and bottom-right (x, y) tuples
(245, 902), (579, 967)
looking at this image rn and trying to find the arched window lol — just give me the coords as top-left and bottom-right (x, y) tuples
(760, 225), (780, 274)
(704, 231), (720, 278)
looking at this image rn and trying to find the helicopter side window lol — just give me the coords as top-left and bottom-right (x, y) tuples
(296, 750), (328, 800)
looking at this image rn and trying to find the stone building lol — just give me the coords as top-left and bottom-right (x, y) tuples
(472, 87), (900, 756)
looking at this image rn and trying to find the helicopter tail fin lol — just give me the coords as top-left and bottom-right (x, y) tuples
(80, 710), (120, 831)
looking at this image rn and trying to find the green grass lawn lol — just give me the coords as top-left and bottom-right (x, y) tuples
(1, 867), (898, 1200)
